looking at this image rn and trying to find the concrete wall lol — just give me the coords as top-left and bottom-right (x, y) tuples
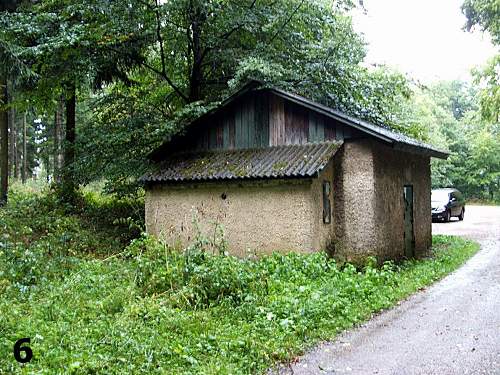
(331, 138), (431, 263)
(145, 176), (336, 257)
(372, 141), (432, 260)
(331, 139), (378, 262)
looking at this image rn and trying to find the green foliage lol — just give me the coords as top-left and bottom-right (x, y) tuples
(74, 81), (218, 195)
(411, 80), (500, 202)
(0, 186), (143, 290)
(472, 55), (500, 123)
(5, 0), (422, 190)
(0, 191), (480, 373)
(2, 0), (438, 195)
(462, 0), (499, 125)
(462, 0), (500, 44)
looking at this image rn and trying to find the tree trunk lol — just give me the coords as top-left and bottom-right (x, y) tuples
(7, 82), (18, 180)
(54, 96), (64, 183)
(188, 2), (203, 103)
(61, 85), (77, 203)
(0, 79), (8, 206)
(7, 92), (13, 178)
(22, 111), (27, 184)
(12, 107), (18, 180)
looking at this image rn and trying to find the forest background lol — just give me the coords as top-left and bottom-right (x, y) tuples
(0, 0), (498, 204)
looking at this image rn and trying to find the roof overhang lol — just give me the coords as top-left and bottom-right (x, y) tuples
(269, 87), (449, 159)
(141, 141), (343, 184)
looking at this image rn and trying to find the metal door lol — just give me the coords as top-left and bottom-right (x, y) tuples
(403, 185), (415, 258)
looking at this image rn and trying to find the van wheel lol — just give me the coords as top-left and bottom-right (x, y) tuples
(458, 208), (464, 221)
(444, 210), (451, 222)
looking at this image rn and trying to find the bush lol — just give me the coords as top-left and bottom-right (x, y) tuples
(0, 188), (143, 294)
(125, 234), (263, 308)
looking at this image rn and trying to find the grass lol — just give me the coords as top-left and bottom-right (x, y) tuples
(0, 189), (480, 374)
(465, 198), (500, 206)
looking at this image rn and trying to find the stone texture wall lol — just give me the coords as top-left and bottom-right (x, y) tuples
(372, 141), (432, 260)
(310, 158), (336, 253)
(331, 139), (378, 262)
(145, 178), (334, 256)
(145, 139), (432, 261)
(331, 138), (431, 263)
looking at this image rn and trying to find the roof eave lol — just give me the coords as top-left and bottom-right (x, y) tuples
(269, 89), (395, 145)
(392, 142), (449, 159)
(270, 88), (450, 159)
(141, 174), (316, 186)
(148, 81), (266, 161)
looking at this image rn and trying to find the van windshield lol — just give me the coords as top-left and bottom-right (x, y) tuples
(432, 191), (449, 203)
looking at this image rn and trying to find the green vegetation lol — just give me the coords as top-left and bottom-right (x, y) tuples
(0, 190), (480, 374)
(0, 0), (496, 370)
(413, 81), (500, 202)
(0, 0), (497, 201)
(0, 0), (429, 198)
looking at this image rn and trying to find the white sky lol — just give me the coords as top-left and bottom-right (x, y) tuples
(351, 0), (498, 83)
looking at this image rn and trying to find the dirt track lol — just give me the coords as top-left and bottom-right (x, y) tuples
(273, 205), (500, 375)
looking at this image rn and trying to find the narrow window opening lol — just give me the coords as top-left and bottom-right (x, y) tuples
(323, 181), (331, 224)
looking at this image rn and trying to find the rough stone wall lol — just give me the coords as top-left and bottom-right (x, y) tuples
(145, 179), (320, 256)
(372, 141), (432, 260)
(331, 139), (431, 263)
(331, 140), (378, 262)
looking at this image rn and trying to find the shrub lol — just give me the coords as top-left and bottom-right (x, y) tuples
(0, 188), (143, 293)
(125, 234), (264, 308)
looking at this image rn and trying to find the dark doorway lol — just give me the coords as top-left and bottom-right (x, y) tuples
(403, 185), (415, 258)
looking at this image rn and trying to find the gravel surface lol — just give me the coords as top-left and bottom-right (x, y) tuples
(271, 205), (500, 375)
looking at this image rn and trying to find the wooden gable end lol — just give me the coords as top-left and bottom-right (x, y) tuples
(268, 93), (360, 146)
(187, 92), (270, 151)
(180, 90), (360, 152)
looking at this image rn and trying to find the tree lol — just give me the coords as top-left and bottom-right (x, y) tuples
(0, 0), (20, 205)
(53, 97), (64, 183)
(73, 0), (418, 195)
(0, 82), (7, 205)
(472, 55), (499, 123)
(21, 111), (27, 183)
(1, 0), (149, 202)
(468, 122), (500, 200)
(462, 0), (500, 44)
(8, 88), (19, 179)
(412, 79), (500, 201)
(462, 0), (499, 123)
(2, 0), (427, 197)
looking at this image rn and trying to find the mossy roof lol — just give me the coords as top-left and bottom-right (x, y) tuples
(141, 141), (343, 183)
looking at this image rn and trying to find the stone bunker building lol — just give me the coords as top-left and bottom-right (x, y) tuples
(142, 81), (448, 262)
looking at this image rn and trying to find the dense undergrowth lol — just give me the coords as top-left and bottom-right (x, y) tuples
(0, 188), (479, 374)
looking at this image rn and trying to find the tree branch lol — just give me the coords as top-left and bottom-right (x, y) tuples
(104, 44), (188, 102)
(269, 0), (305, 44)
(154, 0), (167, 77)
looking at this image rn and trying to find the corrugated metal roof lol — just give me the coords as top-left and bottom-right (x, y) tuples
(141, 141), (342, 183)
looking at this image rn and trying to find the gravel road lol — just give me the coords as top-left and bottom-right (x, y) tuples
(272, 205), (500, 375)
